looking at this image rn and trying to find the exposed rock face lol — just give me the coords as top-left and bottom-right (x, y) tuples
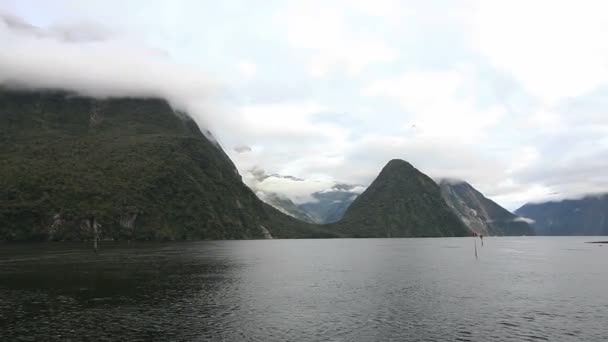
(515, 195), (608, 236)
(119, 211), (138, 229)
(331, 159), (469, 238)
(439, 180), (535, 236)
(0, 88), (334, 240)
(259, 225), (273, 239)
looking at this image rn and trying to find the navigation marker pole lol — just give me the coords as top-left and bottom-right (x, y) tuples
(474, 239), (478, 259)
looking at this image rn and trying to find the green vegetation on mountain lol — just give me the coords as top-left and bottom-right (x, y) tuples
(331, 159), (469, 237)
(515, 195), (608, 235)
(440, 180), (535, 236)
(1, 89), (499, 241)
(0, 89), (335, 241)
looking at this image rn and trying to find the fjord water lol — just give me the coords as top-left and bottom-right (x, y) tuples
(1, 238), (606, 341)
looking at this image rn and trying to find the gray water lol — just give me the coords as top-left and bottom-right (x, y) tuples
(1, 237), (607, 341)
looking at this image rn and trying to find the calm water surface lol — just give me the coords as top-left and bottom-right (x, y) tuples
(1, 237), (607, 341)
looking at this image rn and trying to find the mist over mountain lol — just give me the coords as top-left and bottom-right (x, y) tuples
(0, 88), (334, 240)
(515, 195), (608, 236)
(256, 191), (317, 223)
(298, 184), (362, 224)
(239, 166), (362, 224)
(440, 180), (535, 236)
(1, 89), (485, 240)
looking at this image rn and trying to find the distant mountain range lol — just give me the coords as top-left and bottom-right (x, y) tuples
(2, 88), (468, 240)
(515, 195), (608, 235)
(4, 88), (605, 240)
(244, 170), (361, 224)
(440, 180), (535, 236)
(256, 191), (317, 223)
(298, 184), (361, 224)
(264, 174), (535, 237)
(257, 182), (360, 224)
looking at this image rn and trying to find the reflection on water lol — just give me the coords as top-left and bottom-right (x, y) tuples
(1, 237), (607, 341)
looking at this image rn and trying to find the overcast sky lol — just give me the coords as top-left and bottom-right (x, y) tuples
(2, 0), (608, 210)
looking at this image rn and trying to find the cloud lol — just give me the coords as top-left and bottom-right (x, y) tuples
(513, 217), (535, 224)
(473, 0), (608, 104)
(439, 178), (466, 186)
(363, 67), (507, 143)
(4, 1), (608, 212)
(320, 185), (366, 194)
(276, 1), (397, 77)
(236, 60), (257, 80)
(0, 13), (213, 113)
(233, 145), (252, 154)
(241, 167), (336, 204)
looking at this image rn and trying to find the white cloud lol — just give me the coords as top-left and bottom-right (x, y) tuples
(320, 185), (366, 194)
(491, 183), (556, 211)
(513, 217), (535, 224)
(5, 1), (608, 211)
(239, 165), (338, 204)
(525, 109), (565, 133)
(249, 175), (335, 204)
(364, 68), (506, 142)
(505, 146), (540, 175)
(0, 13), (214, 111)
(277, 1), (397, 77)
(236, 60), (257, 80)
(234, 103), (328, 138)
(473, 0), (608, 104)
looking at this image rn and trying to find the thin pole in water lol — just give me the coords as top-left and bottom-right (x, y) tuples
(474, 239), (478, 259)
(91, 217), (99, 253)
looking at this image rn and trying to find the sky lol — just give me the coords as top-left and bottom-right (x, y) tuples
(2, 0), (608, 210)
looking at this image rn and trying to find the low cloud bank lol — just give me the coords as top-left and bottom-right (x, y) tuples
(0, 13), (213, 112)
(242, 166), (336, 204)
(513, 217), (535, 224)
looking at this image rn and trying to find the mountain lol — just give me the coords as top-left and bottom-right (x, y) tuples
(241, 169), (321, 223)
(515, 195), (608, 235)
(256, 191), (316, 223)
(0, 88), (334, 241)
(331, 159), (469, 237)
(296, 184), (360, 224)
(243, 167), (360, 224)
(439, 180), (534, 236)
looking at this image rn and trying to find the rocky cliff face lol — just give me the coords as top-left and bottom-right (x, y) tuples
(331, 159), (469, 237)
(0, 89), (332, 240)
(439, 180), (534, 236)
(515, 195), (608, 236)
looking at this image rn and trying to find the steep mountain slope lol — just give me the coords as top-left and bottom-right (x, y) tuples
(0, 88), (332, 240)
(243, 168), (360, 224)
(298, 184), (360, 223)
(439, 180), (534, 236)
(515, 195), (608, 235)
(331, 159), (469, 237)
(257, 191), (316, 223)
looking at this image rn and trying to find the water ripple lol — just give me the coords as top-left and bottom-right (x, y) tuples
(1, 238), (607, 341)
